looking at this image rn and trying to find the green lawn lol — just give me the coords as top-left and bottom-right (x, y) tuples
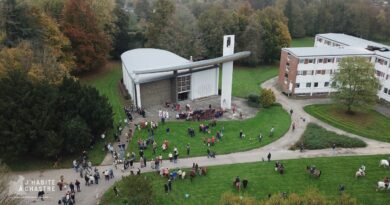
(292, 123), (366, 150)
(291, 37), (314, 47)
(128, 105), (290, 161)
(102, 155), (390, 205)
(219, 66), (279, 99)
(304, 104), (390, 142)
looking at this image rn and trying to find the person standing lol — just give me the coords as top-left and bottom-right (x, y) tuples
(332, 143), (336, 155)
(267, 153), (271, 162)
(239, 130), (243, 139)
(75, 180), (81, 192)
(290, 109), (293, 115)
(113, 186), (119, 197)
(168, 179), (172, 192)
(269, 126), (275, 137)
(207, 148), (211, 158)
(292, 122), (295, 131)
(69, 182), (75, 192)
(164, 183), (169, 194)
(258, 133), (263, 142)
(186, 144), (190, 156)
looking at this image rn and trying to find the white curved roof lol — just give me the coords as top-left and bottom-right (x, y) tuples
(121, 48), (190, 72)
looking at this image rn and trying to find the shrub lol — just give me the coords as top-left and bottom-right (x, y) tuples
(260, 88), (275, 108)
(247, 93), (260, 107)
(219, 192), (258, 205)
(292, 123), (366, 150)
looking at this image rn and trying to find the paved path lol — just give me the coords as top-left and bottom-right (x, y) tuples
(17, 77), (390, 205)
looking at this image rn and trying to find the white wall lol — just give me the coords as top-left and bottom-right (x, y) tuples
(122, 63), (135, 103)
(191, 68), (218, 100)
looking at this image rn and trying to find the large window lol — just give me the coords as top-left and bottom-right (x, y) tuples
(177, 75), (191, 93)
(306, 83), (311, 88)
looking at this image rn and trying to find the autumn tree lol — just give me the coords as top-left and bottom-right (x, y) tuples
(260, 88), (276, 108)
(62, 0), (111, 74)
(257, 7), (291, 63)
(331, 57), (380, 114)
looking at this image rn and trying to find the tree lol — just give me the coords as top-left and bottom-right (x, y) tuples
(284, 0), (305, 38)
(260, 88), (276, 108)
(238, 13), (263, 66)
(331, 57), (380, 114)
(257, 7), (291, 63)
(0, 69), (113, 160)
(145, 0), (175, 49)
(62, 0), (111, 74)
(134, 0), (151, 20)
(197, 5), (236, 58)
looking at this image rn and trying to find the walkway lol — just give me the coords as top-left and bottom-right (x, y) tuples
(16, 77), (390, 205)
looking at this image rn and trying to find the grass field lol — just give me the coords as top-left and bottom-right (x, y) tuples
(102, 155), (390, 205)
(292, 123), (366, 150)
(304, 104), (390, 142)
(291, 37), (314, 47)
(128, 105), (290, 161)
(219, 66), (279, 99)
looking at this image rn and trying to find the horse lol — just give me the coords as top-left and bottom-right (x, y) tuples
(190, 170), (196, 182)
(306, 166), (321, 178)
(379, 159), (389, 168)
(233, 181), (241, 191)
(376, 181), (390, 191)
(355, 169), (365, 178)
(201, 167), (207, 176)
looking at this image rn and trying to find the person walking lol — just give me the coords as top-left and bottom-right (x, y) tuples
(292, 122), (295, 131)
(164, 183), (169, 194)
(267, 152), (271, 162)
(239, 130), (243, 139)
(207, 148), (211, 158)
(290, 109), (293, 115)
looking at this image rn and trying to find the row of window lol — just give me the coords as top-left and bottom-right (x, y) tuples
(316, 38), (342, 47)
(297, 69), (336, 76)
(296, 82), (333, 88)
(299, 58), (339, 64)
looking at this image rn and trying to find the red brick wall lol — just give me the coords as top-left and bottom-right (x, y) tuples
(278, 50), (298, 95)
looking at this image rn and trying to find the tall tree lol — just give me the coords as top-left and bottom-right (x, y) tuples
(197, 5), (236, 58)
(134, 0), (151, 20)
(284, 0), (305, 38)
(331, 57), (380, 114)
(257, 7), (291, 63)
(145, 0), (175, 49)
(62, 0), (111, 74)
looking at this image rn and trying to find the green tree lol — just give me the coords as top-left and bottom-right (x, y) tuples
(260, 88), (276, 108)
(331, 57), (380, 114)
(198, 5), (236, 58)
(238, 13), (263, 66)
(284, 0), (305, 38)
(258, 7), (291, 63)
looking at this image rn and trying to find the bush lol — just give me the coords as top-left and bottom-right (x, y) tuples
(219, 192), (258, 205)
(292, 123), (366, 150)
(247, 93), (260, 107)
(260, 88), (275, 108)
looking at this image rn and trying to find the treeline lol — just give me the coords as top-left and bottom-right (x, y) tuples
(0, 70), (113, 160)
(282, 0), (390, 40)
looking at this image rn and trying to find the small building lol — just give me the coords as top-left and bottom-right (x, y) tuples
(121, 48), (219, 108)
(278, 33), (390, 103)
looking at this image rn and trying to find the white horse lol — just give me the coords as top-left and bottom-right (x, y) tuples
(379, 159), (389, 168)
(377, 181), (390, 191)
(355, 169), (365, 178)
